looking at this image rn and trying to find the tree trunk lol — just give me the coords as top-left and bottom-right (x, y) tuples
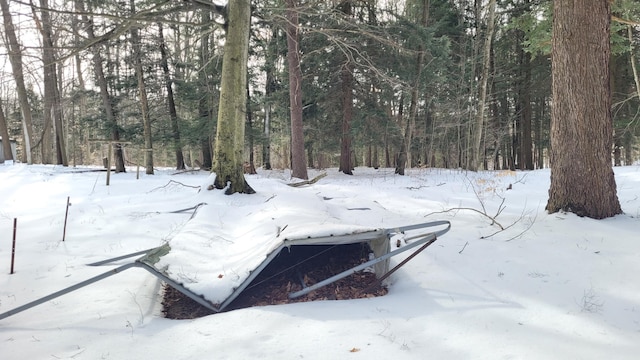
(518, 39), (533, 170)
(338, 1), (354, 175)
(285, 0), (308, 179)
(246, 83), (257, 174)
(212, 0), (254, 194)
(158, 22), (185, 170)
(339, 61), (354, 175)
(80, 0), (125, 172)
(1, 0), (34, 164)
(129, 0), (153, 174)
(546, 0), (621, 219)
(0, 100), (12, 161)
(198, 11), (213, 171)
(470, 0), (496, 171)
(37, 0), (67, 166)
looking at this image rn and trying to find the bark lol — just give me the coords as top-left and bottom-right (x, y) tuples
(0, 100), (12, 161)
(1, 0), (34, 164)
(80, 0), (125, 172)
(212, 0), (254, 194)
(470, 0), (496, 171)
(546, 0), (621, 219)
(285, 0), (308, 179)
(158, 22), (185, 170)
(129, 0), (153, 174)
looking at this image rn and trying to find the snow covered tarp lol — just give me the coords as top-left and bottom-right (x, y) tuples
(149, 177), (451, 312)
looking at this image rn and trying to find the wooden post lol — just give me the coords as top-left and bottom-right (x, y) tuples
(62, 196), (70, 241)
(106, 142), (112, 186)
(10, 218), (16, 274)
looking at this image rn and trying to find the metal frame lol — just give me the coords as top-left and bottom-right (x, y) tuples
(0, 220), (450, 321)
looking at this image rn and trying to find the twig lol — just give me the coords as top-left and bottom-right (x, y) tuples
(425, 207), (505, 230)
(458, 241), (469, 254)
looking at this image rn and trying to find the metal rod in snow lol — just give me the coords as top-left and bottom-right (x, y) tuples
(62, 196), (70, 241)
(0, 262), (137, 320)
(10, 218), (17, 274)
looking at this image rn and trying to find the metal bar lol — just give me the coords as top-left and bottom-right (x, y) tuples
(10, 218), (17, 274)
(87, 248), (155, 266)
(0, 262), (137, 320)
(62, 197), (70, 241)
(134, 261), (220, 312)
(288, 232), (439, 299)
(390, 220), (451, 234)
(360, 237), (438, 295)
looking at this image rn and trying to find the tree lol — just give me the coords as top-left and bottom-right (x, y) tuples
(129, 0), (154, 174)
(396, 0), (430, 175)
(158, 22), (185, 170)
(469, 0), (496, 171)
(285, 0), (308, 180)
(546, 0), (622, 219)
(1, 0), (34, 164)
(79, 0), (126, 172)
(211, 0), (255, 194)
(0, 100), (12, 161)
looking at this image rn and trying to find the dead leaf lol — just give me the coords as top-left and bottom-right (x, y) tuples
(349, 347), (360, 353)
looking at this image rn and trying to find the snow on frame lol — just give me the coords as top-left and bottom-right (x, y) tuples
(0, 163), (639, 360)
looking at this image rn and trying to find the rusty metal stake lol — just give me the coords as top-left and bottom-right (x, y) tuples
(10, 218), (17, 274)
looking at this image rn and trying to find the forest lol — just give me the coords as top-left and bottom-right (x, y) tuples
(0, 0), (639, 176)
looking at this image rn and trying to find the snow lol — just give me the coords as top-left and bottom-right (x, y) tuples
(1, 163), (639, 359)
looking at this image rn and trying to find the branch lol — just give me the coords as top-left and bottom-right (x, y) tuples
(288, 172), (327, 187)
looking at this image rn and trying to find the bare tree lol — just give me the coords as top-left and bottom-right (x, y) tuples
(1, 0), (34, 164)
(158, 22), (185, 170)
(129, 0), (153, 174)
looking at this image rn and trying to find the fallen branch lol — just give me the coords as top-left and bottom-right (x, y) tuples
(288, 172), (327, 187)
(148, 180), (201, 192)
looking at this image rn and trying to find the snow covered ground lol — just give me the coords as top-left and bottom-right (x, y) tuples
(1, 163), (639, 359)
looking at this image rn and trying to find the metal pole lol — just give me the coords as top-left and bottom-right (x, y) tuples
(0, 263), (137, 320)
(62, 196), (70, 241)
(10, 218), (16, 274)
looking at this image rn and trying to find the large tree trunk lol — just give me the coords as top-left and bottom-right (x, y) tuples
(158, 22), (184, 170)
(212, 0), (254, 194)
(1, 0), (34, 164)
(285, 0), (308, 179)
(129, 0), (153, 174)
(546, 0), (621, 219)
